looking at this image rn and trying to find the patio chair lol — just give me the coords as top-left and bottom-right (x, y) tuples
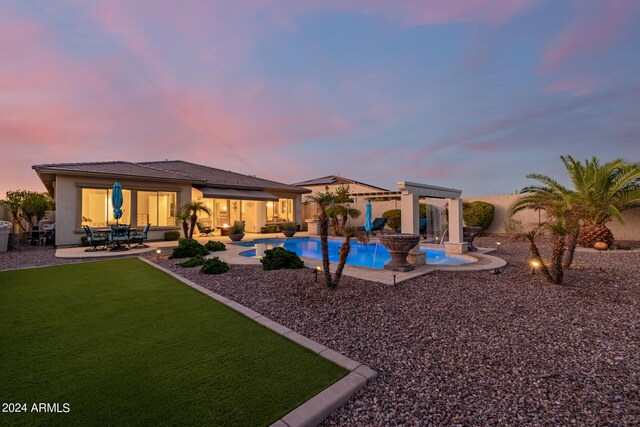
(357, 217), (388, 235)
(83, 226), (108, 252)
(129, 224), (151, 248)
(196, 222), (213, 237)
(109, 224), (130, 250)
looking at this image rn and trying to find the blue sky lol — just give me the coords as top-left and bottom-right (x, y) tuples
(1, 0), (639, 196)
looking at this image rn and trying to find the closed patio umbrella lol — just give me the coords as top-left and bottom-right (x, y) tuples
(365, 199), (373, 238)
(112, 182), (123, 225)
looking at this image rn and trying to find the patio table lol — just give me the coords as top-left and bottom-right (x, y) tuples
(93, 227), (140, 251)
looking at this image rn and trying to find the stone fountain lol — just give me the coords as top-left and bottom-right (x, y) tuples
(378, 233), (421, 272)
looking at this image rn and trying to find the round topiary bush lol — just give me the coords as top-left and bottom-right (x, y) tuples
(260, 247), (304, 271)
(204, 240), (226, 252)
(382, 209), (401, 231)
(169, 238), (209, 259)
(201, 257), (229, 274)
(164, 230), (180, 241)
(178, 254), (206, 268)
(463, 201), (495, 234)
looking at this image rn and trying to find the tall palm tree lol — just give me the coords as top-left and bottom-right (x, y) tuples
(303, 188), (335, 288)
(183, 201), (211, 239)
(561, 156), (640, 247)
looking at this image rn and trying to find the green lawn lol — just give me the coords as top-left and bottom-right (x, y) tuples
(0, 259), (346, 426)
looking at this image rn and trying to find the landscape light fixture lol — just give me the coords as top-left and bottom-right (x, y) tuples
(530, 260), (540, 274)
(496, 241), (501, 247)
(156, 249), (161, 259)
(315, 265), (321, 283)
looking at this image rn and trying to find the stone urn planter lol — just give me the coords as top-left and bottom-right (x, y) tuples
(378, 233), (420, 272)
(228, 233), (244, 242)
(463, 226), (483, 252)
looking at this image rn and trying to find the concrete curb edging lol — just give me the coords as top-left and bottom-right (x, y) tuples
(137, 257), (377, 427)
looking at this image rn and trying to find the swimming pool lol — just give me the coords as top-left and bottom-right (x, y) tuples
(235, 237), (473, 269)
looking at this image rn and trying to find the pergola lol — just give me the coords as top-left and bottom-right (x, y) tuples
(351, 181), (468, 265)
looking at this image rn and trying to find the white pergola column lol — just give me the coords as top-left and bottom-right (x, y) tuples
(445, 198), (468, 254)
(400, 193), (426, 265)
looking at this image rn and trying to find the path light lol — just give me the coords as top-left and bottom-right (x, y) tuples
(530, 260), (540, 275)
(156, 249), (161, 260)
(315, 265), (321, 283)
(496, 241), (501, 247)
(392, 266), (397, 286)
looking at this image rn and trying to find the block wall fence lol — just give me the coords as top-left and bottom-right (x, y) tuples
(302, 194), (640, 241)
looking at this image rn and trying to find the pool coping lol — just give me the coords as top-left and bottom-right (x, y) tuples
(138, 257), (377, 427)
(210, 237), (507, 285)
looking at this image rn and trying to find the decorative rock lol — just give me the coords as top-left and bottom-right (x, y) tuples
(593, 242), (609, 251)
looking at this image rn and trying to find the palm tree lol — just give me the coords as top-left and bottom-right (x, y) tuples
(511, 171), (581, 269)
(327, 204), (361, 236)
(333, 226), (358, 287)
(511, 198), (573, 285)
(303, 187), (335, 288)
(183, 201), (211, 239)
(561, 156), (640, 248)
(176, 209), (191, 238)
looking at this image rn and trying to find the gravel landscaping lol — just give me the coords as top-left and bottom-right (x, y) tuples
(145, 236), (640, 426)
(2, 237), (639, 425)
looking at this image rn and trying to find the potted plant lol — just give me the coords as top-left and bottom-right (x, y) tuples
(282, 222), (297, 238)
(228, 222), (245, 242)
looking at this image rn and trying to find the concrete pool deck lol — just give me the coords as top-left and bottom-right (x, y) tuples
(56, 233), (507, 285)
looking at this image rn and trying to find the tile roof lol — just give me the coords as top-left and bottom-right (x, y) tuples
(33, 160), (307, 193)
(292, 175), (388, 191)
(141, 161), (307, 192)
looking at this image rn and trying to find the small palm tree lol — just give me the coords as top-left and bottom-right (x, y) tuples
(176, 209), (191, 238)
(183, 201), (211, 239)
(333, 226), (358, 287)
(303, 187), (335, 288)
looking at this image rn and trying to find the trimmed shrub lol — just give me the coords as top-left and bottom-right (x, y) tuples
(463, 201), (495, 234)
(230, 222), (245, 234)
(80, 236), (89, 247)
(164, 230), (180, 241)
(178, 254), (206, 268)
(260, 247), (304, 271)
(382, 205), (437, 232)
(201, 257), (229, 275)
(169, 238), (208, 259)
(382, 209), (401, 231)
(204, 240), (226, 252)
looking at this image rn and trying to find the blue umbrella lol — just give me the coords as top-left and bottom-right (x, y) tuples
(364, 200), (373, 234)
(112, 182), (123, 225)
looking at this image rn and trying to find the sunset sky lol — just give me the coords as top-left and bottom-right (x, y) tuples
(1, 0), (639, 197)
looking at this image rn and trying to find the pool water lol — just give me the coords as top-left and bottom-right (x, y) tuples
(235, 237), (473, 269)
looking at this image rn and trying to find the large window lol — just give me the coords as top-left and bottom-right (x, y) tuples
(266, 198), (294, 223)
(81, 188), (131, 227)
(137, 191), (177, 226)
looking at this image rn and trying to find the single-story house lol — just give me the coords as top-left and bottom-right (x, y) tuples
(33, 160), (310, 246)
(292, 175), (388, 195)
(293, 175), (388, 228)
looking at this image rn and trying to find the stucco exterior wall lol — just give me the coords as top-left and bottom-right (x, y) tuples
(54, 174), (191, 246)
(301, 192), (640, 241)
(465, 194), (640, 240)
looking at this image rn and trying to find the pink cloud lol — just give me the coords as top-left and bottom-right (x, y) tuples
(543, 77), (602, 96)
(538, 0), (639, 74)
